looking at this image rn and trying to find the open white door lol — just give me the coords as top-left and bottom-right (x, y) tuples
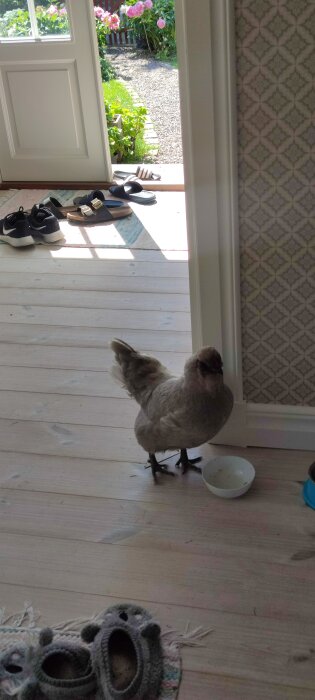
(0, 0), (112, 183)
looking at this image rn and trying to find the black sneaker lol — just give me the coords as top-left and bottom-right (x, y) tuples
(0, 206), (34, 247)
(29, 204), (64, 243)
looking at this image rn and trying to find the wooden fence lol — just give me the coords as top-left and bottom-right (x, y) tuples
(93, 1), (136, 46)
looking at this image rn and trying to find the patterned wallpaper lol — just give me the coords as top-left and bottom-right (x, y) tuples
(235, 0), (315, 405)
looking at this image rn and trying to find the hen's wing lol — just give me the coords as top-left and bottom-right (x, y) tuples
(111, 338), (172, 406)
(135, 402), (202, 453)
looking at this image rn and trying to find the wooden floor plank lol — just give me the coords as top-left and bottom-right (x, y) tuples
(0, 448), (310, 504)
(0, 271), (189, 294)
(179, 672), (314, 700)
(0, 288), (190, 312)
(0, 367), (128, 398)
(1, 533), (314, 624)
(0, 484), (312, 565)
(0, 344), (189, 372)
(0, 257), (188, 277)
(0, 245), (188, 263)
(0, 305), (190, 331)
(0, 390), (137, 427)
(0, 325), (192, 352)
(0, 419), (144, 461)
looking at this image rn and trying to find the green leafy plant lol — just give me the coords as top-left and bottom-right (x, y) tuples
(106, 102), (147, 162)
(94, 5), (121, 81)
(121, 0), (176, 59)
(0, 3), (69, 38)
(0, 8), (30, 37)
(0, 0), (21, 13)
(103, 80), (150, 162)
(99, 55), (116, 82)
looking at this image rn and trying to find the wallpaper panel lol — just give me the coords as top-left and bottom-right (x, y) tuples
(235, 0), (315, 405)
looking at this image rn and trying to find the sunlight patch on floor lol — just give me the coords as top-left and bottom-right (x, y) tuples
(58, 221), (129, 247)
(49, 246), (134, 260)
(162, 250), (188, 260)
(49, 247), (95, 259)
(130, 192), (188, 252)
(94, 248), (134, 260)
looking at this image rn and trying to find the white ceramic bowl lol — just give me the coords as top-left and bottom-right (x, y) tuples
(202, 456), (255, 499)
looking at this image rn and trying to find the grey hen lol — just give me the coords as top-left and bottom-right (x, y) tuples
(111, 339), (233, 481)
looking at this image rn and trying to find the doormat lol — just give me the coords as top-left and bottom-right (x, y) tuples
(0, 604), (211, 699)
(0, 189), (187, 252)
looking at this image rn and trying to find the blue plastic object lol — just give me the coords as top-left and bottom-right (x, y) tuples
(303, 462), (315, 510)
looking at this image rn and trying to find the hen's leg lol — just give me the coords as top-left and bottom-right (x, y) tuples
(148, 453), (175, 483)
(176, 449), (202, 474)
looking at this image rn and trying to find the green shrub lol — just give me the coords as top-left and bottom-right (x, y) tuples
(105, 100), (147, 162)
(0, 0), (21, 12)
(0, 8), (30, 37)
(0, 3), (69, 38)
(94, 8), (119, 82)
(99, 54), (116, 82)
(123, 0), (176, 59)
(103, 80), (149, 162)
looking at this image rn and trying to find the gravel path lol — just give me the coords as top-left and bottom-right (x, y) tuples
(107, 46), (183, 164)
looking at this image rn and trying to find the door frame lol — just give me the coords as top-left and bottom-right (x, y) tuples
(175, 0), (315, 450)
(175, 0), (246, 446)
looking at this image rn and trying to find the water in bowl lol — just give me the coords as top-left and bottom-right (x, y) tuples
(210, 467), (248, 489)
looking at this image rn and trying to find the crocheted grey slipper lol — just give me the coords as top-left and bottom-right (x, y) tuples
(0, 644), (29, 698)
(81, 604), (163, 699)
(18, 628), (96, 699)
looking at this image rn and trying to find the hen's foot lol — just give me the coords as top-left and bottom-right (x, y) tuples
(176, 449), (202, 474)
(148, 453), (175, 483)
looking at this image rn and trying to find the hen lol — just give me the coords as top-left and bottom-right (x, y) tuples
(111, 339), (233, 481)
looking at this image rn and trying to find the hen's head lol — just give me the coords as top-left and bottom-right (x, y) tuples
(196, 347), (223, 376)
(185, 347), (224, 391)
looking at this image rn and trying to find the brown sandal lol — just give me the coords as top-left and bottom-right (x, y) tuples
(67, 198), (132, 225)
(38, 194), (128, 221)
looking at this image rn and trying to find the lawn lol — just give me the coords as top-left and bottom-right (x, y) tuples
(103, 80), (135, 111)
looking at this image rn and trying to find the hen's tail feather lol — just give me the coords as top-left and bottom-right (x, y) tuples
(110, 362), (125, 387)
(111, 338), (137, 359)
(110, 339), (134, 390)
(110, 338), (171, 403)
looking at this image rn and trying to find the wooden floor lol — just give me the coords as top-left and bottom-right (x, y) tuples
(0, 204), (315, 699)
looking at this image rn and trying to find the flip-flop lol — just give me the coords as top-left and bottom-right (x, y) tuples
(109, 181), (156, 205)
(114, 166), (161, 181)
(40, 194), (125, 220)
(72, 189), (124, 207)
(67, 198), (132, 225)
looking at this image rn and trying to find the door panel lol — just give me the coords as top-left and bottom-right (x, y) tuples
(0, 1), (112, 182)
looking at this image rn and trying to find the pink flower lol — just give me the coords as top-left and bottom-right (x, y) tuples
(110, 13), (120, 30)
(94, 6), (105, 20)
(126, 5), (136, 18)
(134, 1), (144, 16)
(144, 0), (153, 8)
(102, 10), (111, 26)
(59, 7), (67, 16)
(47, 4), (58, 14)
(157, 17), (166, 29)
